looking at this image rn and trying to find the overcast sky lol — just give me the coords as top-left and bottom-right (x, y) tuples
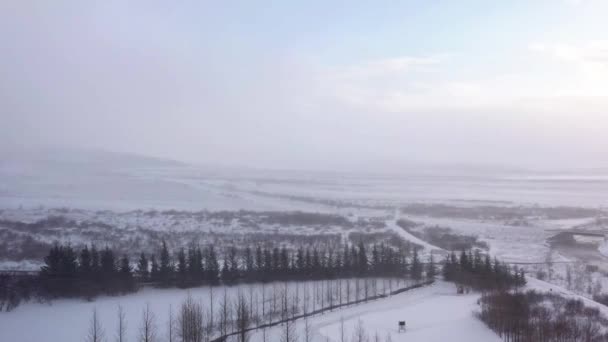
(2, 1), (608, 171)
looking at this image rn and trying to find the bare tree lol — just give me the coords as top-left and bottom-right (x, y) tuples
(302, 283), (310, 315)
(326, 280), (333, 310)
(280, 289), (297, 342)
(346, 279), (351, 305)
(116, 305), (127, 342)
(371, 279), (377, 298)
(202, 311), (211, 342)
(178, 294), (204, 342)
(320, 282), (325, 310)
(338, 278), (343, 306)
(291, 294), (299, 320)
(384, 333), (393, 342)
(248, 284), (255, 323)
(252, 291), (259, 326)
(86, 308), (106, 342)
(235, 292), (251, 342)
(261, 283), (267, 324)
(167, 305), (175, 342)
(272, 283), (278, 322)
(312, 282), (317, 313)
(208, 286), (214, 334)
(339, 317), (346, 342)
(373, 331), (380, 342)
(303, 316), (313, 342)
(139, 303), (157, 342)
(218, 289), (231, 338)
(352, 319), (368, 342)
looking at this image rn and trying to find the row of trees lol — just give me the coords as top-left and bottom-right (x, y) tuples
(0, 239), (437, 311)
(479, 290), (608, 342)
(39, 241), (429, 295)
(155, 241), (428, 287)
(40, 244), (136, 298)
(84, 276), (429, 342)
(442, 249), (525, 290)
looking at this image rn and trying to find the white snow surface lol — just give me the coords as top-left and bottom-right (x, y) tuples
(250, 281), (500, 342)
(0, 281), (502, 342)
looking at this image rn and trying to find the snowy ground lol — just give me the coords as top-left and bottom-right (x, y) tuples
(0, 280), (499, 342)
(4, 149), (608, 341)
(3, 276), (606, 342)
(250, 281), (500, 342)
(0, 278), (413, 342)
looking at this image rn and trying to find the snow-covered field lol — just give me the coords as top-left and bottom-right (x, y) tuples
(310, 281), (499, 342)
(0, 280), (499, 342)
(0, 278), (417, 342)
(4, 149), (608, 341)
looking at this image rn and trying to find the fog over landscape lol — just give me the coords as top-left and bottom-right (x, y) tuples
(2, 1), (608, 171)
(2, 1), (608, 342)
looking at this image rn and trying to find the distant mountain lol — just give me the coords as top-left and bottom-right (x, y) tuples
(0, 146), (184, 170)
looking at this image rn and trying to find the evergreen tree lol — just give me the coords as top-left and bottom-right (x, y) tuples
(206, 245), (220, 285)
(410, 248), (422, 281)
(296, 247), (305, 272)
(426, 254), (436, 280)
(312, 248), (321, 279)
(272, 247), (280, 276)
(221, 257), (231, 285)
(118, 255), (135, 293)
(100, 247), (116, 276)
(371, 244), (380, 276)
(195, 246), (204, 283)
(177, 248), (187, 287)
(150, 255), (159, 282)
(280, 247), (289, 276)
(244, 246), (254, 280)
(79, 245), (92, 277)
(343, 245), (351, 276)
(459, 250), (469, 272)
(159, 240), (173, 287)
(263, 248), (272, 280)
(228, 246), (239, 283)
(187, 246), (197, 282)
(325, 249), (334, 278)
(333, 249), (343, 277)
(350, 245), (358, 274)
(119, 255), (131, 275)
(357, 242), (368, 276)
(90, 245), (100, 277)
(136, 253), (149, 281)
(255, 246), (264, 275)
(304, 248), (312, 276)
(442, 253), (454, 281)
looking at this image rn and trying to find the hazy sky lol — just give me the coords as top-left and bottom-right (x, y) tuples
(2, 1), (608, 170)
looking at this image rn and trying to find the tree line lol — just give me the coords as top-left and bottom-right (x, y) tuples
(40, 244), (137, 299)
(442, 249), (526, 291)
(2, 240), (431, 307)
(83, 278), (433, 342)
